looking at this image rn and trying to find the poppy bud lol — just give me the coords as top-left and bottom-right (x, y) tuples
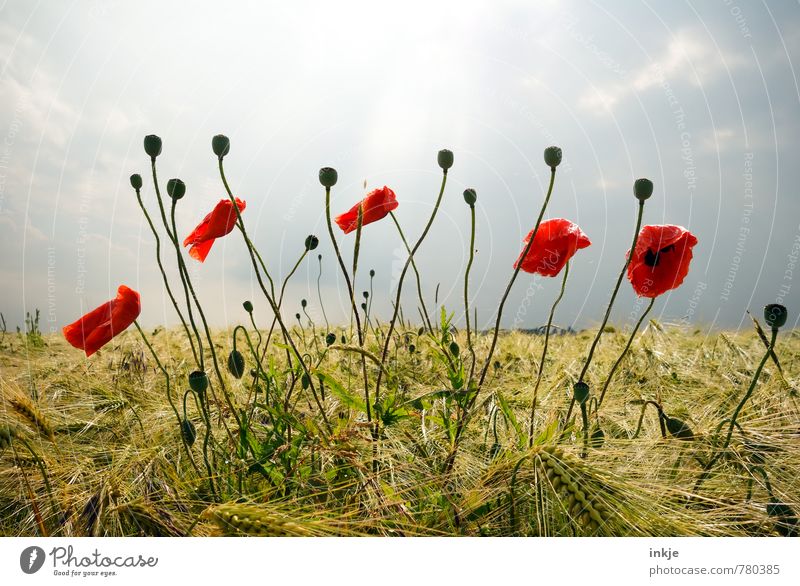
(764, 304), (787, 330)
(295, 313), (301, 321)
(227, 350), (245, 379)
(590, 424), (605, 448)
(181, 418), (197, 447)
(363, 291), (369, 299)
(166, 178), (186, 200)
(463, 188), (477, 206)
(319, 167), (338, 187)
(301, 299), (307, 308)
(360, 302), (367, 311)
(369, 269), (375, 278)
(325, 332), (336, 346)
(663, 415), (694, 440)
(544, 146), (562, 168)
(573, 382), (590, 405)
(188, 371), (209, 395)
(144, 134), (162, 159)
(408, 344), (416, 354)
(305, 235), (319, 251)
(633, 178), (653, 201)
(449, 341), (460, 356)
(437, 149), (454, 171)
(212, 134), (231, 159)
(301, 374), (310, 390)
(340, 334), (346, 344)
(242, 301), (253, 313)
(130, 174), (143, 190)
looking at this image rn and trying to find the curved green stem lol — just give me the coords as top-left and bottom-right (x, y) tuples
(389, 211), (434, 334)
(528, 261), (570, 447)
(464, 203), (477, 383)
(597, 296), (655, 408)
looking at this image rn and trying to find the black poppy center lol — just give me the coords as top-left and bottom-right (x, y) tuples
(644, 243), (676, 267)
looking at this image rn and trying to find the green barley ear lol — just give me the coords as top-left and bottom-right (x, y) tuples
(0, 424), (16, 449)
(227, 350), (245, 379)
(9, 396), (54, 441)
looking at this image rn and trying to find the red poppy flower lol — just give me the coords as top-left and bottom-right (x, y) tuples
(334, 186), (398, 234)
(627, 224), (698, 298)
(514, 218), (591, 277)
(62, 285), (141, 357)
(183, 197), (246, 262)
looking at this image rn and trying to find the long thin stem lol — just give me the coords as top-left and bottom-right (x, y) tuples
(464, 203), (477, 383)
(528, 261), (570, 447)
(597, 296), (655, 408)
(133, 186), (199, 365)
(323, 185), (372, 425)
(578, 200), (645, 383)
(375, 170), (449, 405)
(317, 255), (329, 331)
(389, 212), (434, 334)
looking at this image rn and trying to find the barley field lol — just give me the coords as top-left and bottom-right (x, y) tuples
(1, 322), (798, 537)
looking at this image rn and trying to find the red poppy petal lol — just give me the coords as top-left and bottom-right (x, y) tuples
(189, 239), (215, 262)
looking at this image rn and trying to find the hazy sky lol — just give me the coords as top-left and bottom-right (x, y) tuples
(1, 0), (799, 335)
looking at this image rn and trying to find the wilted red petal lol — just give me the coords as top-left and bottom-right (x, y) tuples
(627, 224), (698, 297)
(514, 218), (591, 277)
(62, 285), (141, 356)
(335, 186), (399, 234)
(183, 197), (246, 262)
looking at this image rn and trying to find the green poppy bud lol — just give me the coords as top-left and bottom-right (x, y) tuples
(437, 149), (454, 171)
(663, 415), (694, 440)
(295, 313), (301, 321)
(166, 178), (186, 200)
(242, 301), (253, 313)
(449, 341), (460, 356)
(305, 235), (319, 250)
(590, 424), (605, 448)
(340, 334), (346, 344)
(369, 269), (375, 278)
(360, 302), (367, 311)
(764, 304), (787, 329)
(363, 291), (369, 299)
(544, 146), (562, 168)
(633, 178), (653, 201)
(301, 299), (307, 308)
(408, 344), (416, 354)
(130, 174), (143, 190)
(181, 418), (197, 447)
(227, 350), (245, 379)
(463, 188), (477, 206)
(144, 134), (162, 159)
(301, 374), (310, 390)
(573, 382), (590, 405)
(212, 134), (231, 159)
(188, 371), (209, 395)
(325, 332), (336, 346)
(319, 167), (338, 187)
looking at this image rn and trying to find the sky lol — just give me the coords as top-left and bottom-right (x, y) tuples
(1, 0), (799, 335)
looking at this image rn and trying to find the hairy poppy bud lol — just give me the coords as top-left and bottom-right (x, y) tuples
(166, 178), (186, 200)
(130, 174), (143, 190)
(544, 146), (562, 168)
(212, 134), (231, 159)
(463, 188), (477, 206)
(227, 350), (245, 379)
(633, 178), (653, 201)
(243, 300), (253, 313)
(764, 304), (787, 329)
(437, 149), (454, 171)
(663, 415), (694, 440)
(325, 332), (336, 346)
(319, 167), (338, 187)
(181, 418), (197, 447)
(188, 370), (209, 395)
(144, 134), (162, 159)
(305, 235), (319, 251)
(573, 382), (590, 405)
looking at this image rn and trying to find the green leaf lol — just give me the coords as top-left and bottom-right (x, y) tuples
(496, 391), (525, 450)
(315, 371), (366, 413)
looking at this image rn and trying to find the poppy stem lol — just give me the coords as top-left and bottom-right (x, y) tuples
(133, 185), (200, 367)
(464, 202), (478, 384)
(577, 200), (645, 384)
(317, 255), (330, 331)
(352, 205), (363, 283)
(388, 212), (435, 335)
(695, 328), (777, 492)
(528, 261), (570, 448)
(375, 170), (449, 412)
(219, 159), (331, 434)
(597, 296), (655, 409)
